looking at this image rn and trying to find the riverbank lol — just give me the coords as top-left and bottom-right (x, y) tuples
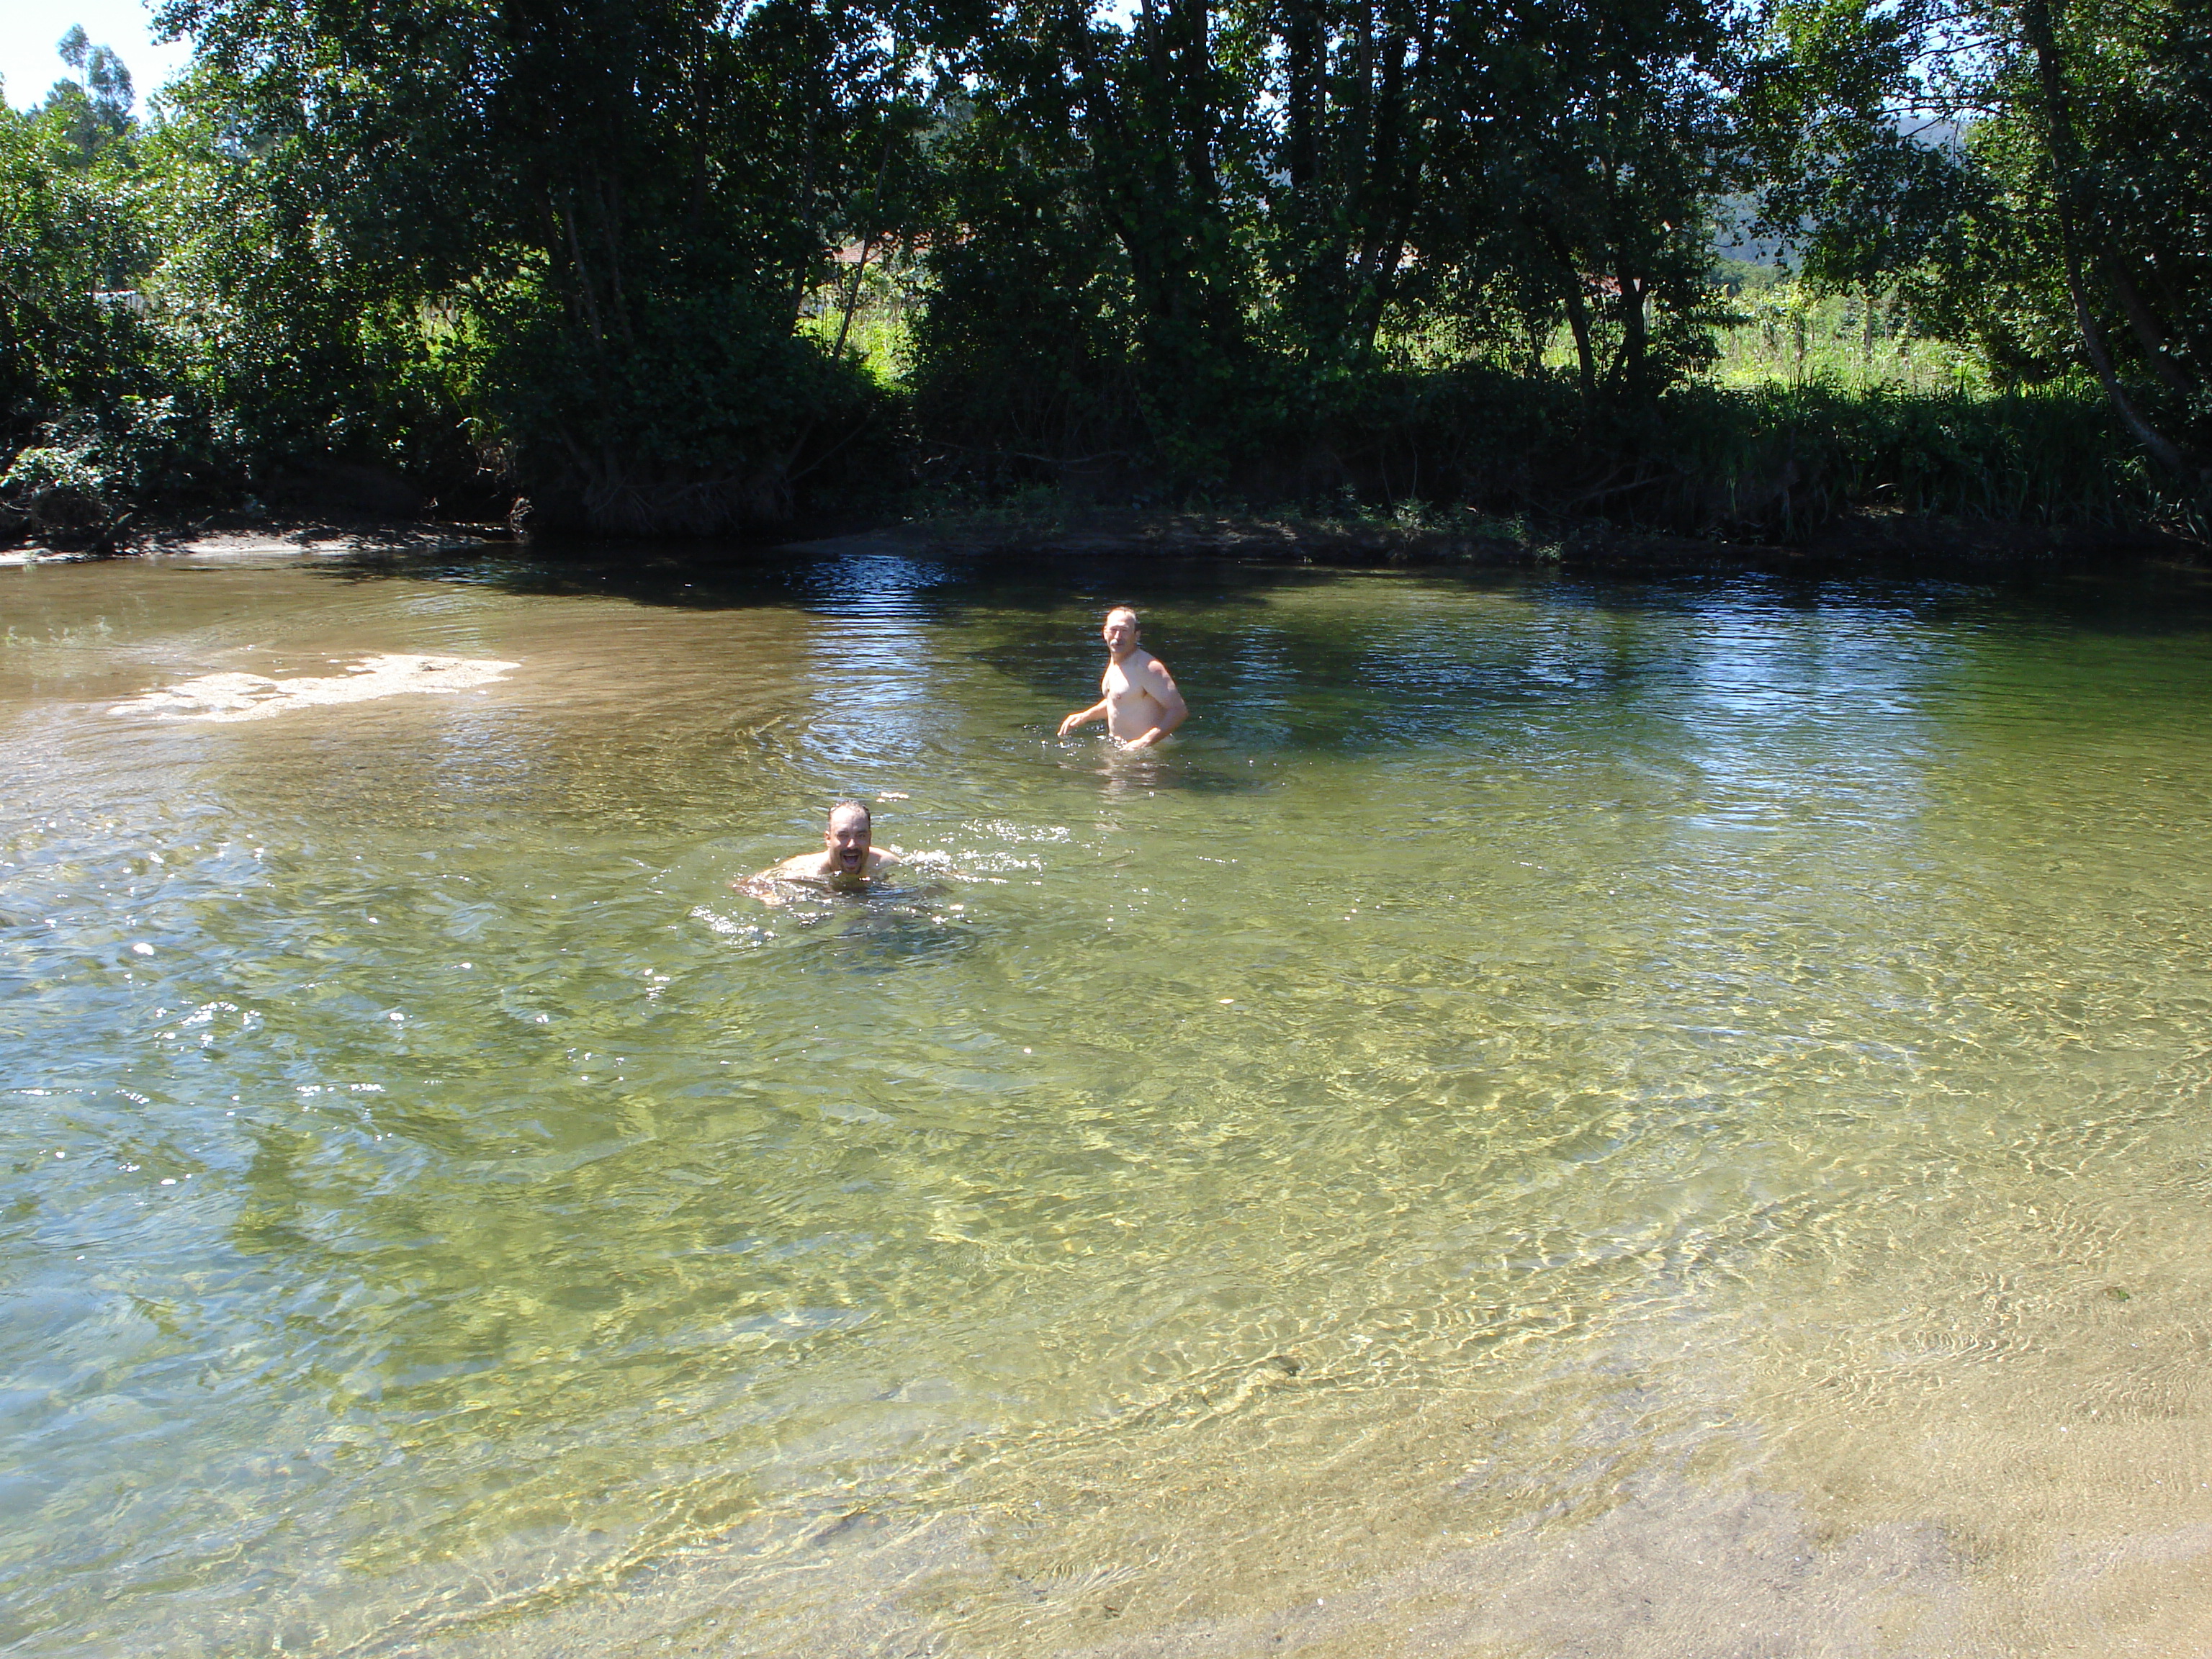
(6, 503), (2198, 575)
(788, 503), (2203, 575)
(0, 519), (518, 566)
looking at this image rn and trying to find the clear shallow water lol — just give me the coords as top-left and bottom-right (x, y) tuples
(6, 548), (2212, 1656)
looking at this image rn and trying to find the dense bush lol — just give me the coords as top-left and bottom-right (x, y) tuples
(477, 280), (902, 533)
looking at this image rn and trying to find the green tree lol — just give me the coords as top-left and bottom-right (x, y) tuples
(1762, 0), (2212, 483)
(1418, 0), (1748, 401)
(0, 35), (216, 540)
(927, 0), (1271, 462)
(155, 0), (928, 529)
(904, 78), (1143, 472)
(42, 24), (138, 166)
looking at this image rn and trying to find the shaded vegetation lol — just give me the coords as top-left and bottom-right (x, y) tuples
(0, 0), (2204, 547)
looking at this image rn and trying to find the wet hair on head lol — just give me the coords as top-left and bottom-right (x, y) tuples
(829, 799), (871, 827)
(1105, 606), (1138, 629)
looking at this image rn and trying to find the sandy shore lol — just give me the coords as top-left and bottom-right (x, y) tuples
(0, 520), (516, 566)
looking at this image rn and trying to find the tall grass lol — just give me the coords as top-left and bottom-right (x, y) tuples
(1630, 379), (2161, 534)
(799, 260), (919, 385)
(1702, 269), (1987, 393)
(1298, 368), (2164, 541)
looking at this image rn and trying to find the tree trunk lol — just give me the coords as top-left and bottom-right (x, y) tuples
(1540, 228), (1596, 402)
(1283, 0), (1321, 192)
(2018, 0), (2194, 477)
(1611, 274), (1647, 394)
(2105, 258), (2191, 395)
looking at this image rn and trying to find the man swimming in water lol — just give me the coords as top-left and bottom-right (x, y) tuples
(1057, 606), (1188, 748)
(740, 801), (902, 899)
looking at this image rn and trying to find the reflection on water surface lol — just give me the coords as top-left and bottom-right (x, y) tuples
(6, 548), (2212, 1656)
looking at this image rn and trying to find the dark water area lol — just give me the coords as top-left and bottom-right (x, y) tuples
(6, 544), (2212, 1655)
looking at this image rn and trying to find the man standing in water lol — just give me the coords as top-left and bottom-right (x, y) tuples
(740, 801), (901, 898)
(1057, 606), (1189, 748)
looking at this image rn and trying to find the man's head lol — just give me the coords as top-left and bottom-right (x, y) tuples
(1102, 606), (1139, 658)
(824, 801), (873, 874)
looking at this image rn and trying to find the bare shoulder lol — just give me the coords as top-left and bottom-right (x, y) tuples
(1137, 649), (1179, 688)
(870, 846), (904, 868)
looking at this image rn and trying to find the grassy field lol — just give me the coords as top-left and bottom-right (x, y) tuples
(1704, 261), (1987, 392)
(797, 260), (918, 383)
(808, 259), (1987, 395)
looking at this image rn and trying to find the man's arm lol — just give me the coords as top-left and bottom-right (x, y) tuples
(733, 852), (820, 900)
(1121, 658), (1188, 748)
(1058, 698), (1108, 736)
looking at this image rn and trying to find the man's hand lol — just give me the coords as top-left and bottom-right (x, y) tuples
(1058, 701), (1106, 737)
(734, 874), (789, 906)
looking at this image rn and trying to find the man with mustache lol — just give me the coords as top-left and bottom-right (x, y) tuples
(742, 800), (902, 899)
(1057, 606), (1188, 749)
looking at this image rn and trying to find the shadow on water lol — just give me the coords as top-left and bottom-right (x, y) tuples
(305, 543), (1344, 624)
(304, 536), (2212, 636)
(295, 542), (2212, 767)
(1061, 743), (1277, 796)
(738, 878), (985, 974)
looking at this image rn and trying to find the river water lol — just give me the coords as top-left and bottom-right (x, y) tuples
(5, 546), (2212, 1657)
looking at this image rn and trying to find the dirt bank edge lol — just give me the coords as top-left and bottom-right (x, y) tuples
(7, 506), (2198, 575)
(781, 506), (2204, 577)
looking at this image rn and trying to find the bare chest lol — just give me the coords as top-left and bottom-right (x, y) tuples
(1102, 657), (1157, 704)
